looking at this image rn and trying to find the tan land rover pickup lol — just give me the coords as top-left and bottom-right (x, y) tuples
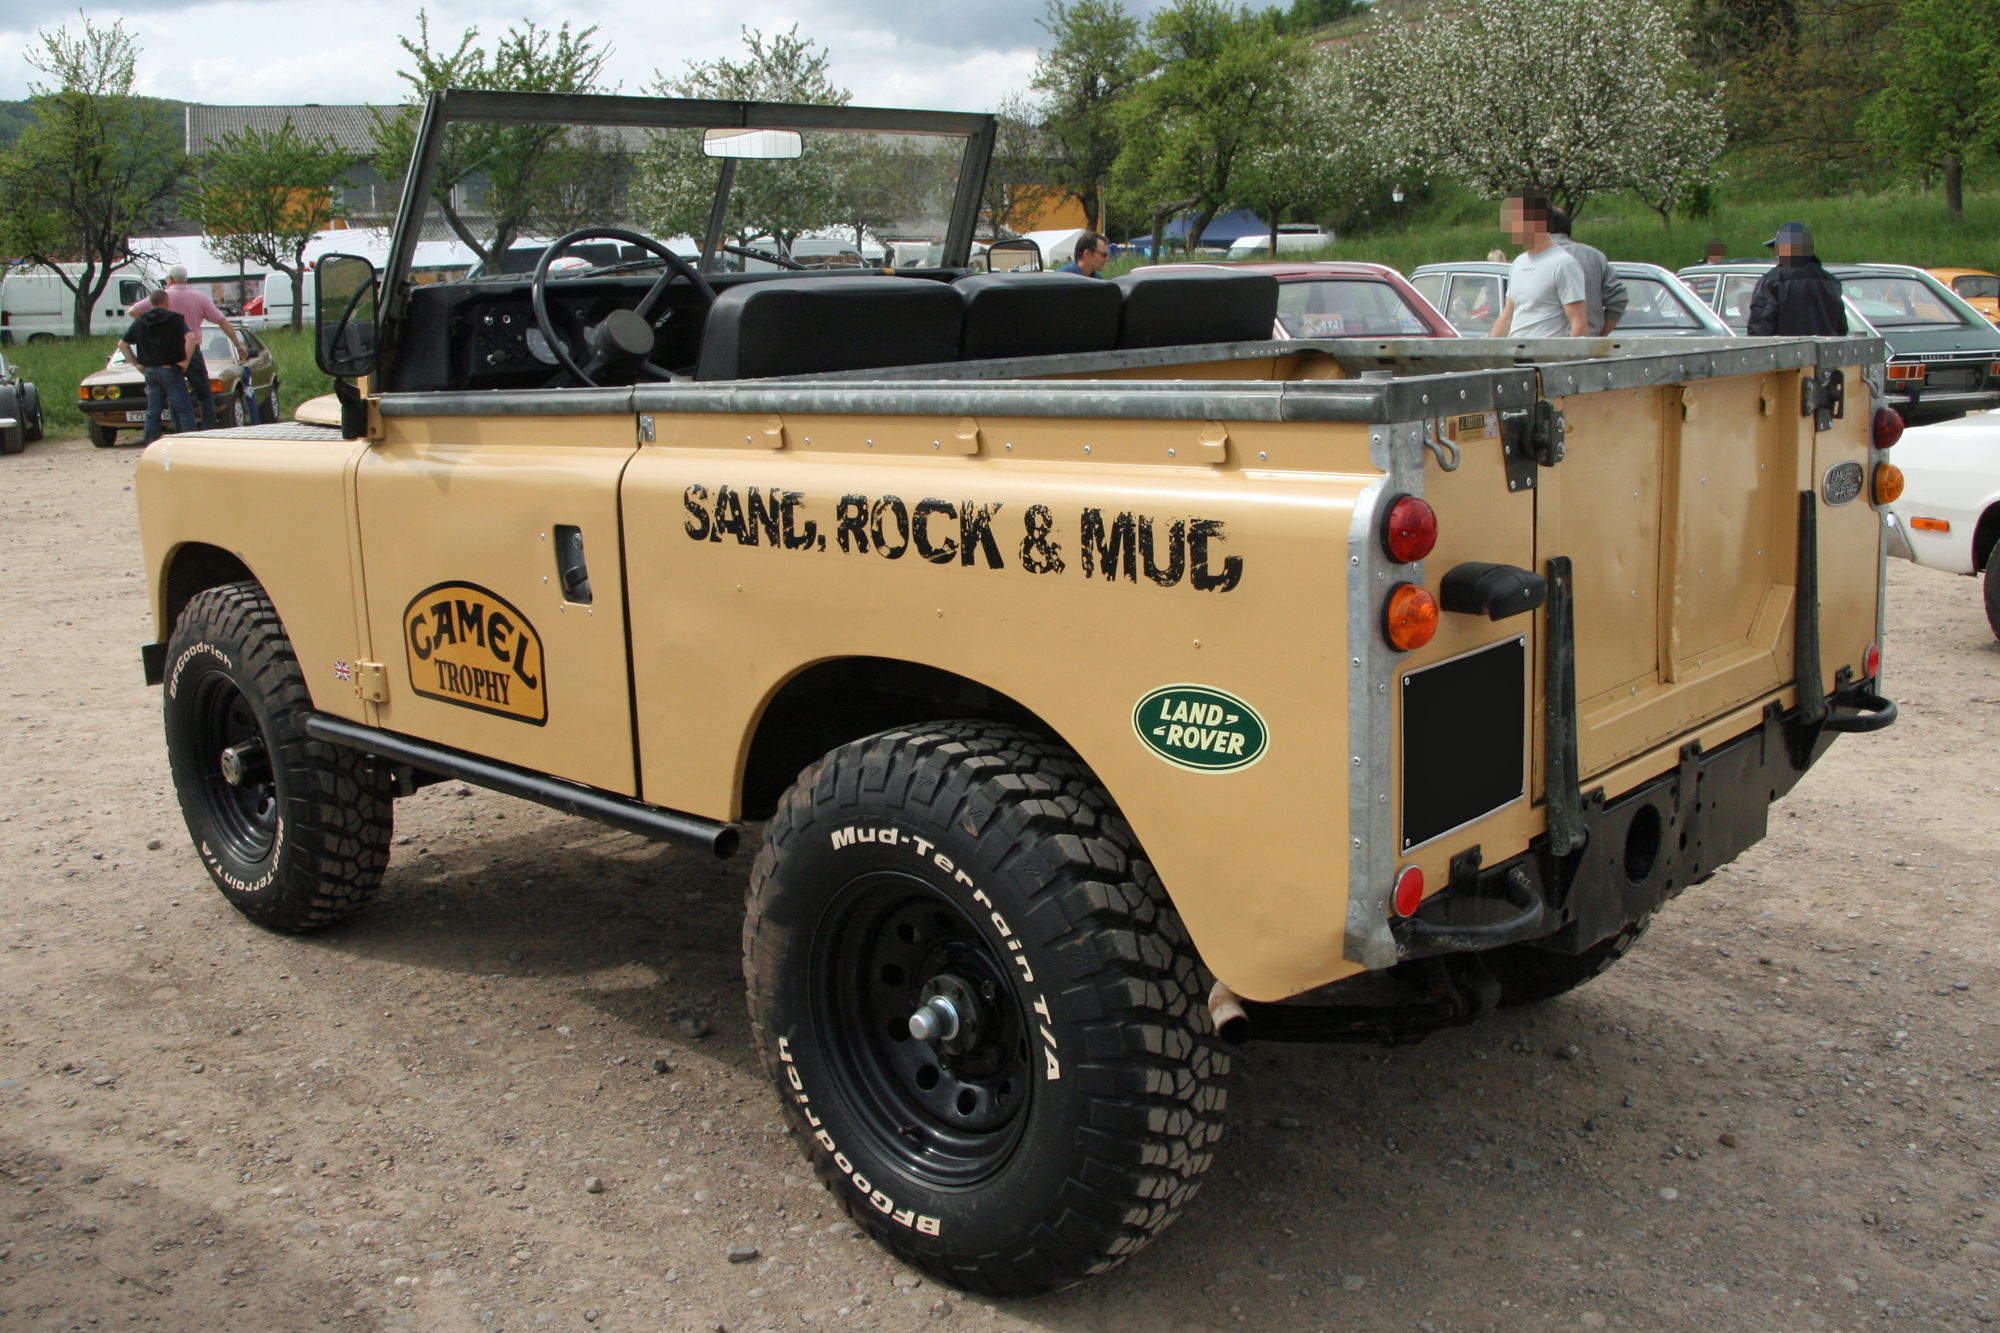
(135, 90), (1901, 1297)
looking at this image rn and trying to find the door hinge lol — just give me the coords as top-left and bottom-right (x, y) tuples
(1679, 386), (1699, 422)
(1801, 367), (1845, 432)
(637, 414), (656, 444)
(355, 661), (389, 704)
(1532, 399), (1565, 466)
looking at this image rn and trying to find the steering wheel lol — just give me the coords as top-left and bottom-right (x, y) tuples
(530, 227), (717, 388)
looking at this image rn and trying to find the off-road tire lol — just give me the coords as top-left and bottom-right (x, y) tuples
(87, 419), (117, 448)
(1984, 540), (2000, 642)
(745, 721), (1228, 1298)
(163, 580), (393, 931)
(19, 384), (41, 442)
(1479, 914), (1652, 1007)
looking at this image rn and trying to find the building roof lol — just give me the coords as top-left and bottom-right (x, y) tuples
(185, 104), (389, 155)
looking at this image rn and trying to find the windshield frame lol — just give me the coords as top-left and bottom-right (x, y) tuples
(379, 89), (996, 335)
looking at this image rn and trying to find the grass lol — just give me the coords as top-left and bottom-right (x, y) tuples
(5, 325), (332, 437)
(1110, 187), (2000, 279)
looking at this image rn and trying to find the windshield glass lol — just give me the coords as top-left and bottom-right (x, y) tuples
(1716, 274), (1759, 331)
(1616, 277), (1703, 331)
(378, 100), (978, 288)
(202, 329), (236, 363)
(1838, 275), (1967, 329)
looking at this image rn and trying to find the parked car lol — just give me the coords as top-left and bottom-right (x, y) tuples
(1679, 261), (2000, 423)
(1927, 268), (2000, 326)
(1153, 260), (1455, 338)
(1225, 226), (1335, 259)
(0, 351), (43, 454)
(1410, 260), (1733, 338)
(1881, 410), (2000, 638)
(77, 326), (280, 447)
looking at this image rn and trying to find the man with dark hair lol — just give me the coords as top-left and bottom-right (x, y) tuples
(1058, 231), (1111, 278)
(1491, 189), (1587, 338)
(117, 289), (198, 444)
(1747, 222), (1847, 337)
(1547, 207), (1626, 336)
(127, 264), (244, 430)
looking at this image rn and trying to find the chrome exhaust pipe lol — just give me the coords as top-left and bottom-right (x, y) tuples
(1207, 980), (1250, 1046)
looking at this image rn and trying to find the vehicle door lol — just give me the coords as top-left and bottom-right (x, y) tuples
(354, 414), (642, 795)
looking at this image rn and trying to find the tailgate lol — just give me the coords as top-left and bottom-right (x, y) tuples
(1534, 352), (1881, 788)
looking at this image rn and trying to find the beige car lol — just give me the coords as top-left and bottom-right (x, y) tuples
(134, 89), (1899, 1298)
(79, 327), (279, 446)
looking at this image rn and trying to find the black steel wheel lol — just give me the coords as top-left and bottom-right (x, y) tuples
(746, 721), (1228, 1298)
(163, 580), (393, 931)
(815, 875), (1032, 1186)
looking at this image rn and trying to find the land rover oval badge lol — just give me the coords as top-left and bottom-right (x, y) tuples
(1133, 684), (1268, 773)
(1822, 460), (1865, 506)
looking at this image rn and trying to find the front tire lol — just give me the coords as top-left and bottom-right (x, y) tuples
(19, 384), (41, 442)
(1984, 540), (2000, 642)
(745, 721), (1227, 1297)
(163, 581), (393, 931)
(87, 419), (117, 448)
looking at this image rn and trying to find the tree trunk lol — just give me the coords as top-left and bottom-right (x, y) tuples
(283, 260), (305, 334)
(71, 262), (110, 339)
(1149, 197), (1198, 267)
(1945, 156), (1964, 226)
(1081, 192), (1099, 231)
(1188, 207), (1219, 256)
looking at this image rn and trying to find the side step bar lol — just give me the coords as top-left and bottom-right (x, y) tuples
(305, 714), (740, 858)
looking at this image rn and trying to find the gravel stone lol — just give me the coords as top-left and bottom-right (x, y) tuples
(727, 1245), (760, 1264)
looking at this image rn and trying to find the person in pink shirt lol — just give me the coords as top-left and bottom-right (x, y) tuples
(127, 265), (246, 431)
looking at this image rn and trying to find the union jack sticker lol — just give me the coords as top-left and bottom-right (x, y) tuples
(333, 660), (353, 683)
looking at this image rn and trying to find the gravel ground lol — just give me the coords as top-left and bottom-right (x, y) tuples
(3, 434), (1997, 1333)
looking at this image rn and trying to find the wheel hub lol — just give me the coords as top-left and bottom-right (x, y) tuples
(219, 738), (267, 787)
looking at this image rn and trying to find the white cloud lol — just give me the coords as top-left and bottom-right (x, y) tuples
(0, 0), (1164, 109)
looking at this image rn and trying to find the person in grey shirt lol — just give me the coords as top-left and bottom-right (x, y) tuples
(1491, 189), (1587, 338)
(1547, 207), (1626, 336)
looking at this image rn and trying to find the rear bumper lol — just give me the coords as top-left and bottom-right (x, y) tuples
(1398, 688), (1886, 960)
(1884, 511), (1916, 561)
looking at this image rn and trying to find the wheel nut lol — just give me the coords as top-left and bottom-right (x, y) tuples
(907, 996), (960, 1043)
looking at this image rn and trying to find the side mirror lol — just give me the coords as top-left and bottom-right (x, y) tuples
(315, 253), (379, 377)
(702, 127), (804, 160)
(985, 238), (1042, 273)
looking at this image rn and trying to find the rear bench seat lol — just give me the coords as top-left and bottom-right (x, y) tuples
(694, 268), (1281, 380)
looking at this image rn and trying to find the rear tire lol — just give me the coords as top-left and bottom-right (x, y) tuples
(745, 721), (1227, 1297)
(163, 581), (393, 932)
(1984, 540), (2000, 642)
(87, 420), (117, 448)
(1480, 915), (1652, 1007)
(19, 384), (41, 442)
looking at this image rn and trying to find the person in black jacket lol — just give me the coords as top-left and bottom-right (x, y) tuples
(116, 289), (198, 443)
(1747, 223), (1848, 337)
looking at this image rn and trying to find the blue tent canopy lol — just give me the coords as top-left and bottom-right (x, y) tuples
(1162, 209), (1270, 244)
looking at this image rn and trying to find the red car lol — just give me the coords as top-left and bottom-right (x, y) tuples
(1148, 260), (1458, 339)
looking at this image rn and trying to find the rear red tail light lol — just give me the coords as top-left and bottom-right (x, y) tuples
(1872, 406), (1904, 450)
(1393, 865), (1425, 917)
(1382, 495), (1437, 565)
(1864, 643), (1881, 679)
(1383, 583), (1438, 651)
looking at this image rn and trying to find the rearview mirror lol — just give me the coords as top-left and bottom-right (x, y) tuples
(315, 253), (379, 378)
(984, 238), (1042, 273)
(703, 127), (804, 160)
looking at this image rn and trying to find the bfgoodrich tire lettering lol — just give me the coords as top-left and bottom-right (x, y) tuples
(163, 580), (393, 931)
(745, 721), (1227, 1298)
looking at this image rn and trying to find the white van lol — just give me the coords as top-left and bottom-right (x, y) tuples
(1226, 227), (1335, 260)
(247, 268), (315, 331)
(1, 263), (155, 342)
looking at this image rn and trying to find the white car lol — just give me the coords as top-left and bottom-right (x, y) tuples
(1883, 410), (2000, 637)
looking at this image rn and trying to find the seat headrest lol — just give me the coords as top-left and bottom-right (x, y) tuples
(1113, 269), (1281, 349)
(695, 276), (964, 381)
(952, 271), (1124, 361)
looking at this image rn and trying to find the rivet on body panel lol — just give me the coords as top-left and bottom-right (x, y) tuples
(1084, 445), (1091, 454)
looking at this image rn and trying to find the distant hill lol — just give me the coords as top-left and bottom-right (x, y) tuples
(0, 97), (187, 152)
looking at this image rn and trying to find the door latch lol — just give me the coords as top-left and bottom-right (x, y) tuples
(1801, 367), (1845, 432)
(553, 525), (593, 604)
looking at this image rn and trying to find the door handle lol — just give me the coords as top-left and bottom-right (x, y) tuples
(553, 524), (592, 604)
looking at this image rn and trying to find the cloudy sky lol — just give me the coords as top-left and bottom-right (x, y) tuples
(0, 0), (1175, 111)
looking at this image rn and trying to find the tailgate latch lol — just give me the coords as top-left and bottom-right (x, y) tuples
(1801, 367), (1845, 431)
(1531, 399), (1565, 466)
